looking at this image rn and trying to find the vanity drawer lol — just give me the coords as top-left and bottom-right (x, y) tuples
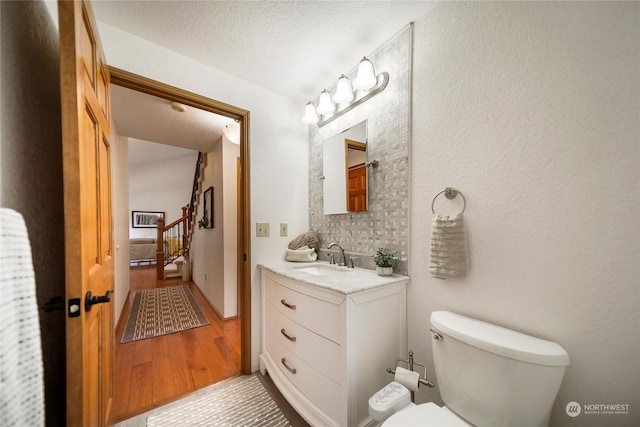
(265, 275), (343, 344)
(266, 300), (343, 383)
(266, 334), (343, 423)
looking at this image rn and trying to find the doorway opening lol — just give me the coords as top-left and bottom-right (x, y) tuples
(109, 67), (251, 419)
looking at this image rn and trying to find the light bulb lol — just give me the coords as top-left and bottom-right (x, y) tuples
(316, 89), (335, 115)
(353, 57), (377, 91)
(334, 75), (354, 104)
(302, 101), (319, 124)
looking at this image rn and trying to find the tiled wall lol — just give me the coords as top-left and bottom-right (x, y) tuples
(309, 25), (412, 275)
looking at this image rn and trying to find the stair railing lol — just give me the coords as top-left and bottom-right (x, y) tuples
(156, 205), (190, 280)
(155, 153), (204, 279)
(189, 152), (205, 227)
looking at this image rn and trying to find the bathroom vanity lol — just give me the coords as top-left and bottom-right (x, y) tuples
(259, 262), (409, 427)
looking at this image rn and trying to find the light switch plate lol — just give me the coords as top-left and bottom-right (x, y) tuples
(280, 223), (288, 236)
(256, 223), (270, 237)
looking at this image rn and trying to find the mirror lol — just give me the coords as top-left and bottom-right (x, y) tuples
(323, 121), (368, 214)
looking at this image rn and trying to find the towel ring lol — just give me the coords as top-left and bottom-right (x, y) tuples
(431, 187), (466, 214)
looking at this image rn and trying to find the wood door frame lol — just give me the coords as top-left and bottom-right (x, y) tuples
(109, 67), (251, 374)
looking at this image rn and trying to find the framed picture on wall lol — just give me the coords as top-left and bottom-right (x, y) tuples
(132, 211), (164, 228)
(199, 187), (214, 229)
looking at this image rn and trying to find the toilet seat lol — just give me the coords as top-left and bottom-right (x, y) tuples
(382, 402), (470, 426)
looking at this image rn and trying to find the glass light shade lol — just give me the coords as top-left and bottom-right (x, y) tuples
(302, 101), (319, 124)
(316, 89), (335, 115)
(353, 56), (377, 91)
(333, 74), (354, 104)
(222, 122), (240, 144)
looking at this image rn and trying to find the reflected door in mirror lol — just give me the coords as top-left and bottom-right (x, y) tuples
(347, 139), (367, 212)
(323, 121), (368, 214)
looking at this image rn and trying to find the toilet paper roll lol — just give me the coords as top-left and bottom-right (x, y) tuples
(394, 367), (420, 392)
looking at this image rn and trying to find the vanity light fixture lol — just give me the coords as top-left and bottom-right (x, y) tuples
(353, 57), (377, 91)
(317, 89), (336, 115)
(302, 56), (389, 127)
(334, 74), (354, 104)
(302, 101), (319, 124)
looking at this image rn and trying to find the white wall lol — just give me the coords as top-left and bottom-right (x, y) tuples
(96, 21), (310, 370)
(111, 129), (130, 323)
(222, 137), (240, 316)
(191, 137), (240, 319)
(192, 142), (225, 316)
(128, 152), (198, 238)
(409, 2), (639, 426)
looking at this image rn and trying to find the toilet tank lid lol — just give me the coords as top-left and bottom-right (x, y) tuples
(430, 311), (570, 367)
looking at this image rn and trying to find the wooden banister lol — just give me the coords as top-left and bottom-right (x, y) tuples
(156, 206), (191, 280)
(155, 154), (202, 279)
(156, 216), (165, 280)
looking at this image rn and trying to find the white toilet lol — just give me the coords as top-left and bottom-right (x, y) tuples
(369, 311), (570, 426)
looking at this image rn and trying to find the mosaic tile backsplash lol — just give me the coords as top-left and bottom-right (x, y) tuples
(309, 25), (412, 275)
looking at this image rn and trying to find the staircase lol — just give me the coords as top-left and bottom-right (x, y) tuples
(155, 152), (207, 280)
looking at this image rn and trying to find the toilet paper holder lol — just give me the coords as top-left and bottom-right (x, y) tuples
(386, 350), (435, 402)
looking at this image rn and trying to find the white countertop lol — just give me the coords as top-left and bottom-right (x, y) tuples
(258, 260), (410, 295)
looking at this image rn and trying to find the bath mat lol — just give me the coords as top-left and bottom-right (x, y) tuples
(121, 285), (209, 343)
(146, 375), (292, 427)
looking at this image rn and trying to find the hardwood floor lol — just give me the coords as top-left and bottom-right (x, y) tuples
(112, 265), (241, 422)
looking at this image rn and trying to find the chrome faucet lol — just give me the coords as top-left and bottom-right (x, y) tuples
(327, 242), (346, 266)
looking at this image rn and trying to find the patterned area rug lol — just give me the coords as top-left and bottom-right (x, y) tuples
(145, 375), (292, 427)
(121, 285), (209, 343)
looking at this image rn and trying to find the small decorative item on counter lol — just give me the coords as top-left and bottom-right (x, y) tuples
(373, 247), (397, 276)
(288, 231), (320, 251)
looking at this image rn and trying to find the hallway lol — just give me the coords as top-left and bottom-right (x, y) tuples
(113, 266), (241, 422)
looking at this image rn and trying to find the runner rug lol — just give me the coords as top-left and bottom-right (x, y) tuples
(145, 375), (292, 427)
(121, 285), (209, 343)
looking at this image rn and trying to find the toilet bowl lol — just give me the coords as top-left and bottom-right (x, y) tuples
(384, 402), (469, 426)
(368, 311), (570, 427)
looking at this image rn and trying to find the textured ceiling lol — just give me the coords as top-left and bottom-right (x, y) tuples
(96, 1), (436, 164)
(93, 1), (436, 104)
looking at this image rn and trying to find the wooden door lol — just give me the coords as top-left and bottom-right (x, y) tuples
(348, 165), (367, 212)
(59, 0), (114, 425)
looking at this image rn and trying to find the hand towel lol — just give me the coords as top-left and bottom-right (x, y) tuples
(286, 246), (318, 262)
(0, 209), (45, 426)
(429, 213), (468, 279)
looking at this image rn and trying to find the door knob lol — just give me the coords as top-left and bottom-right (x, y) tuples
(85, 290), (112, 311)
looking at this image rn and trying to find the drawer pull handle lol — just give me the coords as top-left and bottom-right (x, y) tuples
(280, 328), (297, 342)
(281, 357), (297, 374)
(280, 299), (296, 310)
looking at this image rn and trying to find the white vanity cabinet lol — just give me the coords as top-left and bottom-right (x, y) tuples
(259, 265), (408, 427)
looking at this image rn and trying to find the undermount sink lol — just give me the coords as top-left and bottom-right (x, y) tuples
(293, 263), (350, 275)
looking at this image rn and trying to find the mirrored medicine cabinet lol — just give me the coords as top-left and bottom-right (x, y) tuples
(322, 120), (369, 215)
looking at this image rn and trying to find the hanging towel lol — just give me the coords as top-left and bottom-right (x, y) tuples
(429, 213), (468, 279)
(0, 209), (45, 426)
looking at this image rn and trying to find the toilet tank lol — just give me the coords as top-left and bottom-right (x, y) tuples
(430, 311), (569, 427)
